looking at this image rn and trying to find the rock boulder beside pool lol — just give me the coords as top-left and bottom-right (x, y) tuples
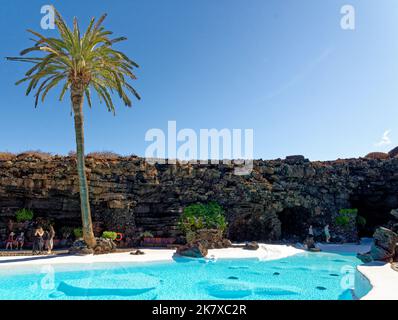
(390, 209), (398, 220)
(243, 241), (259, 250)
(176, 241), (208, 258)
(370, 227), (398, 262)
(68, 238), (116, 255)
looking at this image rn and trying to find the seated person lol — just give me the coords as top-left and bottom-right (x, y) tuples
(5, 232), (15, 250)
(16, 232), (25, 250)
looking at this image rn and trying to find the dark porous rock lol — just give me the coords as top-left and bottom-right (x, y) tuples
(68, 240), (94, 255)
(222, 239), (233, 248)
(195, 229), (229, 248)
(388, 146), (398, 158)
(357, 252), (373, 263)
(187, 229), (231, 249)
(69, 238), (116, 255)
(391, 209), (398, 220)
(228, 212), (281, 242)
(93, 238), (117, 255)
(285, 155), (307, 164)
(395, 246), (398, 262)
(370, 227), (398, 261)
(2, 155), (398, 246)
(371, 245), (394, 262)
(243, 241), (259, 250)
(130, 249), (145, 255)
(195, 229), (223, 242)
(176, 242), (208, 258)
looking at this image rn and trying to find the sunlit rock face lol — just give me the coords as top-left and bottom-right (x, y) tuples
(1, 154), (398, 243)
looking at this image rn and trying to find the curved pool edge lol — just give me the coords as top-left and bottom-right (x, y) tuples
(353, 267), (372, 299)
(357, 262), (398, 300)
(0, 244), (305, 268)
(0, 245), (383, 300)
(0, 247), (366, 300)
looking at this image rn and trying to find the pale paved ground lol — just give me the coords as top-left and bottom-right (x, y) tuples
(358, 262), (398, 300)
(0, 244), (302, 267)
(318, 241), (398, 300)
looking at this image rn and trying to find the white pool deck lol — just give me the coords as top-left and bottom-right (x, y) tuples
(318, 242), (398, 300)
(0, 244), (302, 266)
(0, 243), (397, 300)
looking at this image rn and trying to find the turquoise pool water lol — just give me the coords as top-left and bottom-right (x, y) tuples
(0, 252), (370, 300)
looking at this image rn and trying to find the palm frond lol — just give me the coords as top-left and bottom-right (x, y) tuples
(7, 7), (140, 111)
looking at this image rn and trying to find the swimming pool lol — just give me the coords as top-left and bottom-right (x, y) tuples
(0, 252), (371, 300)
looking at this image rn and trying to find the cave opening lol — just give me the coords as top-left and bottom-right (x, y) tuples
(278, 206), (312, 241)
(350, 193), (398, 237)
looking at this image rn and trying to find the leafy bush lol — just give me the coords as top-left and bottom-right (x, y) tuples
(335, 215), (351, 227)
(15, 209), (34, 222)
(356, 215), (367, 227)
(140, 231), (154, 238)
(339, 208), (358, 215)
(178, 202), (227, 235)
(73, 228), (83, 239)
(102, 231), (117, 240)
(335, 209), (358, 228)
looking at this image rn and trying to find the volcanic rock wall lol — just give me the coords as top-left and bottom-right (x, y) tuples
(1, 154), (398, 242)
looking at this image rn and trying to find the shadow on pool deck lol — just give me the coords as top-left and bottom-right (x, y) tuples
(0, 253), (70, 264)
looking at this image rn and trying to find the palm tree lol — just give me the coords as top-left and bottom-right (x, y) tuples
(7, 8), (140, 248)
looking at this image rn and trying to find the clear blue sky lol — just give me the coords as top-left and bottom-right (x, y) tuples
(1, 0), (398, 160)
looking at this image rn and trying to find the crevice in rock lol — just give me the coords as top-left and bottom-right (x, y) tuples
(278, 206), (311, 241)
(350, 193), (398, 237)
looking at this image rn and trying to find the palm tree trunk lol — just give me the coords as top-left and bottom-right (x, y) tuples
(71, 85), (96, 248)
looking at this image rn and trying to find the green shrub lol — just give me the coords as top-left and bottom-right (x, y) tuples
(140, 231), (154, 238)
(335, 215), (351, 227)
(356, 215), (367, 227)
(178, 202), (227, 235)
(339, 208), (358, 215)
(102, 231), (117, 240)
(335, 208), (358, 228)
(15, 209), (34, 223)
(73, 228), (83, 239)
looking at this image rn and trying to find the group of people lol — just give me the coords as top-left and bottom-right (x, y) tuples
(4, 225), (56, 254)
(5, 232), (25, 250)
(303, 224), (331, 251)
(308, 224), (331, 242)
(32, 225), (56, 255)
